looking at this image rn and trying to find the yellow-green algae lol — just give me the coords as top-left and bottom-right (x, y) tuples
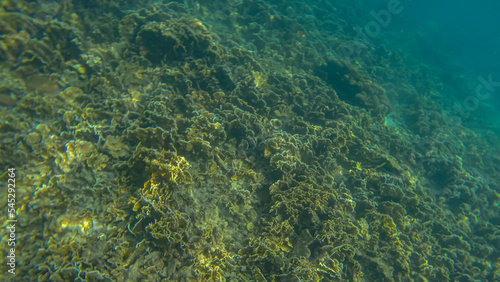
(0, 0), (500, 281)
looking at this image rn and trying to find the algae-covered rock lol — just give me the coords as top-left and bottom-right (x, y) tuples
(136, 18), (222, 66)
(2, 0), (499, 281)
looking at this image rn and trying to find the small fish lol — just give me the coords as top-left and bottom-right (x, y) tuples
(0, 94), (15, 107)
(24, 74), (60, 95)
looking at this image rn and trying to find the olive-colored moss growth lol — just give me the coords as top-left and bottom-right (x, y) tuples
(1, 0), (499, 281)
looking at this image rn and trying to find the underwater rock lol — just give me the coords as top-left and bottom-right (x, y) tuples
(315, 58), (391, 116)
(2, 0), (499, 281)
(136, 18), (222, 66)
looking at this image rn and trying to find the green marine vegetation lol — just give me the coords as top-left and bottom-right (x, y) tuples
(1, 0), (500, 281)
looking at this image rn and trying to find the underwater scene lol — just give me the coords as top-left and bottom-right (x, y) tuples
(1, 0), (500, 281)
